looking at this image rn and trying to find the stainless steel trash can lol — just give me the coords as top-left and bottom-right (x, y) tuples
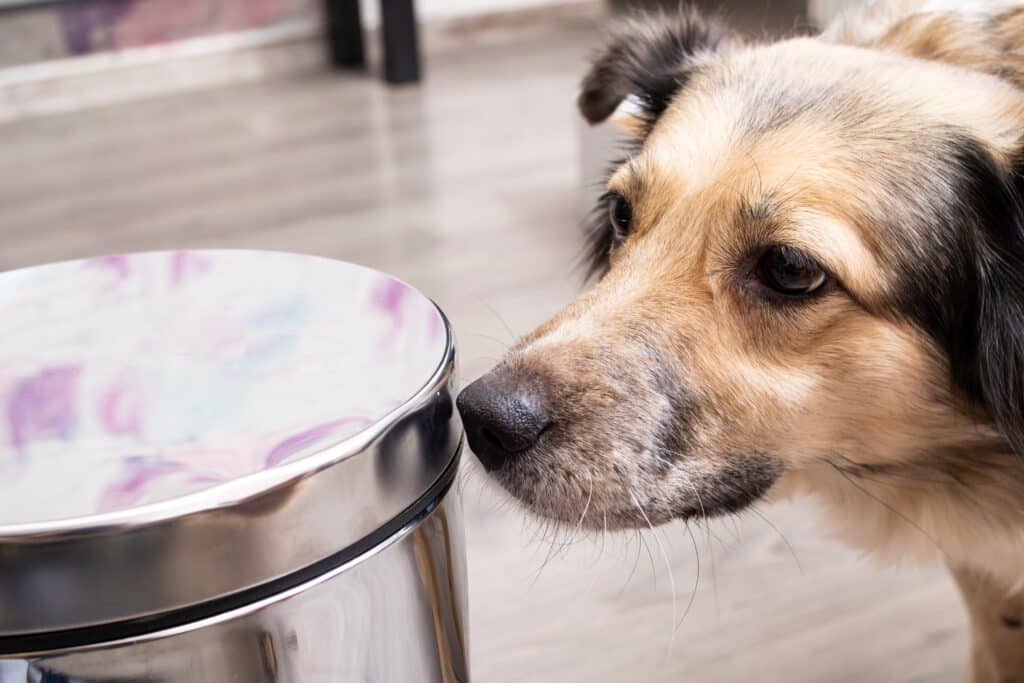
(0, 250), (468, 683)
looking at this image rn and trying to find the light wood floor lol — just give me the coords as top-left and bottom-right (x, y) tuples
(0, 12), (969, 682)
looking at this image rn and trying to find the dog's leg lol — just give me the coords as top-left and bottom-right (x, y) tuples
(951, 566), (1024, 683)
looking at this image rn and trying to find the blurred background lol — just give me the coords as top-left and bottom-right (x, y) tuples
(0, 0), (968, 679)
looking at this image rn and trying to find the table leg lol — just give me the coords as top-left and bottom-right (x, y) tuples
(380, 0), (421, 84)
(324, 0), (366, 68)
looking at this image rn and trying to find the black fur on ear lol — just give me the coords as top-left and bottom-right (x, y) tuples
(962, 148), (1024, 456)
(578, 5), (735, 130)
(903, 137), (1024, 456)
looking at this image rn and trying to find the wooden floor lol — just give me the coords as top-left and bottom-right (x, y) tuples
(0, 12), (969, 682)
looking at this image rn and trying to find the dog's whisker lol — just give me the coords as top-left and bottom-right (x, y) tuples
(677, 520), (702, 631)
(748, 505), (804, 575)
(467, 332), (514, 351)
(550, 473), (593, 559)
(633, 493), (679, 656)
(828, 453), (954, 486)
(600, 510), (609, 560)
(829, 463), (944, 553)
(530, 523), (564, 586)
(529, 473), (594, 584)
(695, 514), (728, 549)
(637, 526), (658, 586)
(692, 486), (708, 520)
(569, 474), (595, 550)
(729, 515), (743, 545)
(473, 295), (518, 344)
(619, 529), (645, 596)
(703, 520), (721, 617)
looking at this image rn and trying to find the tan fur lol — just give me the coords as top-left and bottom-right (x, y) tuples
(953, 567), (1024, 682)
(477, 2), (1024, 679)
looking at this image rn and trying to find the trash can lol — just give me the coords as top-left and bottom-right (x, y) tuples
(0, 250), (468, 683)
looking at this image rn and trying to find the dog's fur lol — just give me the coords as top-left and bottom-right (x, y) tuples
(462, 1), (1024, 679)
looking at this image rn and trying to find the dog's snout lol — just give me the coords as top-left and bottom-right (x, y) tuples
(457, 372), (551, 471)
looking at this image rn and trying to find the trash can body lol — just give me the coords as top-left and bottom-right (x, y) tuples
(0, 251), (468, 683)
(0, 491), (467, 683)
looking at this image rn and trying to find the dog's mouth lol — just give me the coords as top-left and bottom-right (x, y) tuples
(471, 432), (784, 530)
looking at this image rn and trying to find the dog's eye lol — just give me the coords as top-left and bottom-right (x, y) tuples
(607, 193), (632, 242)
(755, 246), (827, 296)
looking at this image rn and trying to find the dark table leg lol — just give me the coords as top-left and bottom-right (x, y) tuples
(380, 0), (421, 84)
(324, 0), (366, 68)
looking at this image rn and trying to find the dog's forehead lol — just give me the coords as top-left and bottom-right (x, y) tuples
(605, 37), (1024, 272)
(628, 37), (1024, 186)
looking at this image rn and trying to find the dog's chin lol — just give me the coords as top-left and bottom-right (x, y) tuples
(483, 450), (783, 530)
(497, 484), (767, 531)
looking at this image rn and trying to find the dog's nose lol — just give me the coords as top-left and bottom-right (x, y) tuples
(456, 372), (551, 471)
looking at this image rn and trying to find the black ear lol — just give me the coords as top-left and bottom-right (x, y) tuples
(938, 141), (1024, 456)
(973, 255), (1024, 456)
(578, 6), (735, 131)
(967, 156), (1024, 456)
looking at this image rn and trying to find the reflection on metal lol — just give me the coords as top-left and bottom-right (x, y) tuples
(414, 504), (471, 683)
(1, 492), (469, 682)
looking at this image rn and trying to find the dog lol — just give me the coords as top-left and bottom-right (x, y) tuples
(456, 1), (1024, 680)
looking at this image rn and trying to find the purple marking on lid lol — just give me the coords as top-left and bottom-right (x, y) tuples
(7, 366), (81, 453)
(265, 417), (374, 467)
(0, 252), (449, 522)
(98, 457), (186, 512)
(170, 251), (212, 286)
(370, 279), (411, 328)
(99, 379), (142, 435)
(427, 308), (443, 343)
(88, 255), (131, 277)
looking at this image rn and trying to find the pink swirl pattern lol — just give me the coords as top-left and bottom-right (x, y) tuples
(0, 251), (445, 525)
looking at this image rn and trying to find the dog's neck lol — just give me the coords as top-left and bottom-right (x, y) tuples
(777, 439), (1024, 591)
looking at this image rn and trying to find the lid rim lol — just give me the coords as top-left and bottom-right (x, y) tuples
(0, 445), (461, 655)
(0, 306), (455, 540)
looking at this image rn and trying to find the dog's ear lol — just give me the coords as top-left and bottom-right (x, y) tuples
(972, 166), (1024, 457)
(972, 255), (1024, 456)
(944, 142), (1024, 456)
(578, 7), (735, 134)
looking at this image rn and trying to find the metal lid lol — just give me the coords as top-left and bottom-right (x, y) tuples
(0, 250), (459, 637)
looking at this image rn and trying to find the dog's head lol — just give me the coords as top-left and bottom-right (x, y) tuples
(457, 5), (1024, 528)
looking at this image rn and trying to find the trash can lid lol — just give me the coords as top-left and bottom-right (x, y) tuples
(0, 251), (460, 643)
